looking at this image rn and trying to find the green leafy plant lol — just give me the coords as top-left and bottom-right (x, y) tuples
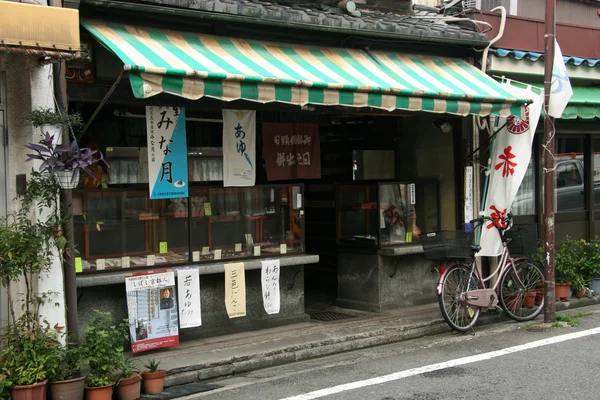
(24, 107), (83, 130)
(46, 340), (83, 382)
(0, 375), (12, 400)
(555, 236), (585, 285)
(144, 359), (161, 373)
(80, 310), (129, 387)
(117, 357), (141, 384)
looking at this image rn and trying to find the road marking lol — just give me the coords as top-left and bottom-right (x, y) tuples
(280, 326), (600, 400)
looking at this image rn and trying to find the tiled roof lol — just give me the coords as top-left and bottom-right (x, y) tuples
(140, 0), (489, 43)
(492, 48), (600, 68)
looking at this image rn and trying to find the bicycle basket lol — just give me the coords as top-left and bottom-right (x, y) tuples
(420, 231), (473, 261)
(505, 224), (538, 255)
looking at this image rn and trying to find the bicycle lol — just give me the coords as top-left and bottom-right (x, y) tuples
(421, 214), (545, 333)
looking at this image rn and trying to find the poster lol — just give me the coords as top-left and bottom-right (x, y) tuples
(261, 259), (280, 315)
(146, 106), (188, 199)
(125, 271), (179, 353)
(262, 123), (321, 181)
(223, 110), (256, 187)
(224, 262), (246, 318)
(176, 267), (202, 329)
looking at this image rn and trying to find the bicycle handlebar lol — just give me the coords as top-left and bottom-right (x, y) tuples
(469, 212), (513, 231)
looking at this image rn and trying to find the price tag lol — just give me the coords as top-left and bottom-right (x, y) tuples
(204, 202), (212, 216)
(235, 243), (242, 252)
(296, 193), (302, 209)
(280, 244), (287, 254)
(406, 232), (413, 243)
(214, 249), (222, 260)
(75, 257), (83, 273)
(146, 254), (155, 266)
(254, 246), (261, 257)
(159, 242), (168, 254)
(96, 259), (105, 271)
(192, 251), (200, 262)
(202, 247), (210, 255)
(121, 256), (130, 268)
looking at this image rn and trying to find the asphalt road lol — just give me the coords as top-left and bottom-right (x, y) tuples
(180, 305), (600, 400)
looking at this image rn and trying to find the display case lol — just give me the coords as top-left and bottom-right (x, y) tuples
(336, 181), (439, 247)
(73, 184), (304, 273)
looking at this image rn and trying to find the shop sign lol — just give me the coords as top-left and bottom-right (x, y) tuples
(125, 270), (180, 353)
(146, 106), (188, 199)
(224, 262), (246, 318)
(176, 267), (202, 328)
(262, 123), (321, 181)
(223, 110), (256, 187)
(261, 259), (280, 315)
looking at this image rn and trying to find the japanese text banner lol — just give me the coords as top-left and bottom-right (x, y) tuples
(262, 123), (321, 181)
(261, 259), (280, 315)
(223, 110), (256, 187)
(146, 106), (188, 199)
(176, 267), (202, 329)
(478, 84), (543, 257)
(224, 262), (246, 318)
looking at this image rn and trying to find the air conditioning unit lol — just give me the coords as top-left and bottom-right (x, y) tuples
(463, 0), (479, 9)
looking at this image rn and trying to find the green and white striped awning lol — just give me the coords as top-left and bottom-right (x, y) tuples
(82, 19), (529, 118)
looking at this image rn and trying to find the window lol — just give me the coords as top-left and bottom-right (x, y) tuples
(555, 137), (585, 212)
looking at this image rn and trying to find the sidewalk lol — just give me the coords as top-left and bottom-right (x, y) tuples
(134, 296), (600, 389)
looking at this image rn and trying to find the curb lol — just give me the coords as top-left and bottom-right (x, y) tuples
(163, 297), (599, 387)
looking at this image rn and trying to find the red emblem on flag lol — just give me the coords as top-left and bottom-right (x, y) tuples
(495, 146), (518, 177)
(487, 205), (508, 229)
(507, 107), (530, 134)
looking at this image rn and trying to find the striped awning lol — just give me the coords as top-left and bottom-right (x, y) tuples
(82, 20), (529, 118)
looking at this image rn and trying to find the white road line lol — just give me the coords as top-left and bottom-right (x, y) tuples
(280, 326), (600, 400)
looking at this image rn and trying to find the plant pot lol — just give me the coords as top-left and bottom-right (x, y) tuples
(535, 283), (545, 305)
(11, 379), (48, 400)
(555, 283), (571, 301)
(84, 384), (113, 400)
(55, 169), (80, 189)
(50, 377), (85, 400)
(524, 292), (537, 308)
(141, 370), (166, 395)
(115, 375), (141, 400)
(591, 278), (600, 295)
(575, 288), (587, 299)
(504, 293), (520, 311)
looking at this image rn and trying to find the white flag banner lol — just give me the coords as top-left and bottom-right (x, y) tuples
(478, 84), (543, 257)
(548, 40), (573, 118)
(176, 267), (202, 329)
(223, 110), (256, 187)
(261, 259), (281, 315)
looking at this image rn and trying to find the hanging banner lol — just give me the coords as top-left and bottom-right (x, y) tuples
(261, 259), (280, 315)
(549, 40), (573, 119)
(223, 110), (256, 187)
(224, 262), (246, 318)
(146, 106), (188, 199)
(478, 84), (543, 257)
(176, 267), (202, 329)
(464, 166), (474, 226)
(262, 123), (321, 181)
(125, 271), (179, 353)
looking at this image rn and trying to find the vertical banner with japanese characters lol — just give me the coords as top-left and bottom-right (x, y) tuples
(261, 259), (280, 315)
(176, 267), (202, 329)
(262, 123), (321, 181)
(146, 106), (188, 199)
(224, 262), (246, 318)
(125, 271), (179, 354)
(223, 110), (256, 187)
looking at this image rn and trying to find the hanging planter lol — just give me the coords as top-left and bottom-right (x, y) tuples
(55, 169), (80, 190)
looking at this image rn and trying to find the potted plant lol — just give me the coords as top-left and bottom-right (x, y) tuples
(115, 358), (141, 400)
(584, 236), (600, 295)
(80, 311), (128, 400)
(25, 132), (108, 190)
(555, 236), (583, 300)
(47, 343), (85, 400)
(141, 359), (166, 395)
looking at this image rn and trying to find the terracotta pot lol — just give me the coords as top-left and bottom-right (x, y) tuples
(524, 292), (537, 308)
(504, 293), (520, 311)
(555, 283), (571, 301)
(115, 374), (141, 400)
(84, 384), (113, 400)
(575, 288), (587, 299)
(141, 370), (166, 395)
(50, 376), (85, 400)
(11, 379), (48, 400)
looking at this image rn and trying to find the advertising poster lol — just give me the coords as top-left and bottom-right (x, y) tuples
(222, 110), (256, 187)
(146, 106), (188, 199)
(125, 271), (180, 353)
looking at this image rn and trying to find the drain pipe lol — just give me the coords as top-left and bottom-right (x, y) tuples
(481, 6), (506, 73)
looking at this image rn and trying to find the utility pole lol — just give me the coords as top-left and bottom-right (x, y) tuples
(543, 0), (556, 323)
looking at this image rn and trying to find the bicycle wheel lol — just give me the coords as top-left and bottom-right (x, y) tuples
(438, 262), (482, 332)
(499, 260), (545, 322)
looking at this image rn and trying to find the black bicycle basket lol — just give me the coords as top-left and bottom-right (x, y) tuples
(420, 230), (473, 261)
(504, 224), (538, 255)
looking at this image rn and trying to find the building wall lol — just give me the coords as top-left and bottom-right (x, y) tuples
(517, 0), (600, 28)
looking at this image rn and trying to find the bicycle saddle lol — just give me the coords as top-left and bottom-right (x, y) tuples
(471, 245), (481, 253)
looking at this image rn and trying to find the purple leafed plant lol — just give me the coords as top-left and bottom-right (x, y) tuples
(25, 133), (109, 178)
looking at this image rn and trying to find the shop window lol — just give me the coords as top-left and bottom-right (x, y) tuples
(555, 137), (585, 212)
(512, 158), (535, 216)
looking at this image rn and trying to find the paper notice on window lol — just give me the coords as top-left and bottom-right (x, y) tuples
(176, 267), (202, 329)
(214, 249), (222, 260)
(224, 263), (246, 318)
(280, 244), (287, 254)
(261, 259), (280, 315)
(146, 255), (155, 266)
(192, 251), (200, 262)
(122, 256), (130, 268)
(235, 243), (242, 252)
(202, 247), (210, 256)
(96, 259), (106, 271)
(254, 246), (261, 256)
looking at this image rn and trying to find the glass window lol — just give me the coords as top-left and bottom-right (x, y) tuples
(379, 183), (414, 245)
(555, 137), (585, 212)
(512, 158), (535, 216)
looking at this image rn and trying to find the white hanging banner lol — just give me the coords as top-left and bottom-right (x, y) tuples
(478, 84), (543, 257)
(548, 40), (573, 119)
(223, 110), (256, 187)
(464, 166), (474, 225)
(176, 267), (202, 329)
(261, 259), (281, 315)
(224, 262), (246, 318)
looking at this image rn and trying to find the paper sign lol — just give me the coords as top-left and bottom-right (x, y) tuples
(177, 267), (202, 328)
(214, 249), (222, 260)
(121, 256), (131, 268)
(96, 259), (105, 271)
(254, 246), (261, 256)
(296, 194), (302, 209)
(270, 188), (275, 202)
(146, 255), (155, 266)
(202, 247), (210, 256)
(409, 184), (416, 205)
(261, 259), (280, 315)
(192, 251), (200, 262)
(380, 209), (386, 229)
(224, 263), (246, 318)
(235, 243), (242, 252)
(160, 242), (168, 254)
(203, 203), (212, 216)
(75, 257), (83, 273)
(280, 244), (287, 254)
